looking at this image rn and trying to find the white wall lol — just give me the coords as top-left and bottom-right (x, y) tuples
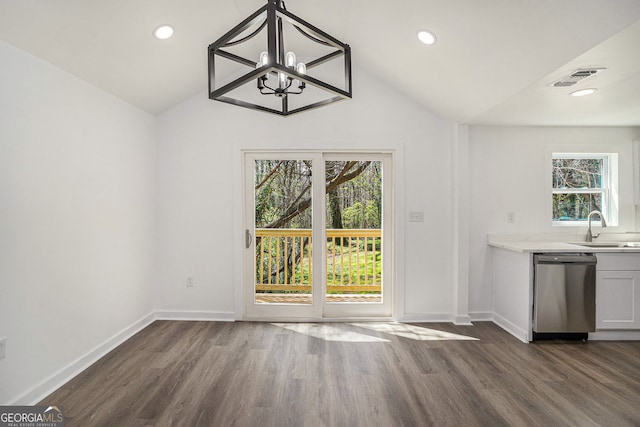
(468, 126), (640, 315)
(156, 67), (457, 321)
(0, 41), (157, 404)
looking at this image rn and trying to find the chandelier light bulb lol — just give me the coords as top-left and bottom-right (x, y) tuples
(259, 51), (269, 66)
(286, 52), (297, 68)
(296, 63), (307, 90)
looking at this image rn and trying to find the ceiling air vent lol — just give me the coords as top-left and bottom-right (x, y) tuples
(551, 68), (605, 87)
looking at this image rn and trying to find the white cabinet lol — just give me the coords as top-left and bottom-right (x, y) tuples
(596, 253), (640, 330)
(596, 271), (640, 329)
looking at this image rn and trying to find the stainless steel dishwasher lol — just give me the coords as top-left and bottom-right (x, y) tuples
(533, 253), (597, 340)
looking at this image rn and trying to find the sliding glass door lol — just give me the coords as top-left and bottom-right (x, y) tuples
(243, 152), (393, 320)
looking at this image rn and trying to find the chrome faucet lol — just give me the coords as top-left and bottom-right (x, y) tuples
(586, 210), (607, 242)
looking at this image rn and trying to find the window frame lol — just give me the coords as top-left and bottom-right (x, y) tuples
(551, 152), (618, 227)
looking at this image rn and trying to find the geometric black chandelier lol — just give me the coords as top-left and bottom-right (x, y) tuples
(208, 0), (352, 116)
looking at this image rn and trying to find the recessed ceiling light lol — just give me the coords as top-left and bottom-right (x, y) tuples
(153, 24), (174, 40)
(570, 88), (597, 97)
(417, 30), (437, 45)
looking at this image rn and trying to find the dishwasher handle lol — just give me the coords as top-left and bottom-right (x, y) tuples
(534, 254), (597, 264)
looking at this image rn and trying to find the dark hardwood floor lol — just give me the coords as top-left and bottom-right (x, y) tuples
(40, 321), (640, 426)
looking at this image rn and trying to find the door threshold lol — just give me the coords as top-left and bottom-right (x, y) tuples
(242, 316), (395, 323)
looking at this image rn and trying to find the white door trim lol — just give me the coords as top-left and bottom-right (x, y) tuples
(233, 144), (406, 322)
(241, 150), (396, 321)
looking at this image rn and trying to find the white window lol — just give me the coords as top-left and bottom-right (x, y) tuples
(552, 153), (618, 226)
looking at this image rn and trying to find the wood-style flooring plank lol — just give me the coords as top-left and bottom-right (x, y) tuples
(39, 320), (640, 426)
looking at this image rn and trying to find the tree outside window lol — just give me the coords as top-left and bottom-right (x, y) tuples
(552, 154), (610, 224)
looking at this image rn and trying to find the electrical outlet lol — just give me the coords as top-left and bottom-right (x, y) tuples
(186, 276), (195, 287)
(0, 337), (6, 360)
(507, 212), (516, 223)
(409, 211), (425, 222)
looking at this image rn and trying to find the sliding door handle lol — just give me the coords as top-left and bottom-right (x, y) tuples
(245, 229), (253, 249)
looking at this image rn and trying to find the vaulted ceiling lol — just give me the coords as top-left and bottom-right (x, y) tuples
(1, 0), (639, 125)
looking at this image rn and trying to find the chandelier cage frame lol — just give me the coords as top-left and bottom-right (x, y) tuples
(208, 0), (352, 116)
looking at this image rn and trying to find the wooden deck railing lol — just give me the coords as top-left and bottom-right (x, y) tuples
(255, 228), (381, 294)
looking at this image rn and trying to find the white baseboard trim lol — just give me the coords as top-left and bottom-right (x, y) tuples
(469, 311), (494, 322)
(155, 310), (236, 322)
(396, 313), (455, 323)
(492, 313), (530, 343)
(11, 312), (156, 406)
(589, 330), (640, 340)
(453, 315), (473, 326)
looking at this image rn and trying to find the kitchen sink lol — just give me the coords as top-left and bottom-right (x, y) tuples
(576, 242), (640, 248)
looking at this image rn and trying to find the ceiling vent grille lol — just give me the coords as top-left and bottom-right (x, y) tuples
(552, 68), (605, 87)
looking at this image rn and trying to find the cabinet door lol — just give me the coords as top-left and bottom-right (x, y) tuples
(596, 271), (640, 329)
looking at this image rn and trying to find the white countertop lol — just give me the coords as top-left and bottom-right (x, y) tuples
(488, 235), (640, 253)
(488, 240), (586, 253)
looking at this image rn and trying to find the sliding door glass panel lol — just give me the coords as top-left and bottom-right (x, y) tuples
(325, 160), (382, 304)
(254, 159), (313, 305)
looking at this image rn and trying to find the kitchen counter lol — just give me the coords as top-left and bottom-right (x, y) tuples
(488, 236), (640, 253)
(489, 234), (640, 343)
